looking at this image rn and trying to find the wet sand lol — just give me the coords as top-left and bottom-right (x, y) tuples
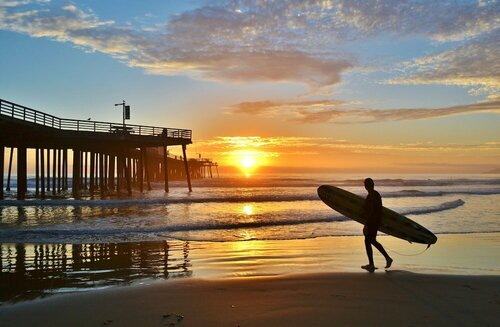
(1, 272), (499, 327)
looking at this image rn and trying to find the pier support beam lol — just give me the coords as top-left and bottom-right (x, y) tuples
(17, 146), (27, 200)
(0, 146), (4, 199)
(163, 146), (169, 193)
(72, 149), (81, 198)
(83, 152), (88, 190)
(124, 154), (132, 196)
(35, 148), (40, 196)
(41, 148), (45, 198)
(52, 148), (56, 195)
(89, 151), (95, 194)
(62, 149), (68, 191)
(117, 153), (122, 193)
(6, 147), (13, 191)
(58, 148), (62, 193)
(109, 155), (115, 191)
(99, 153), (105, 196)
(46, 149), (50, 192)
(144, 148), (152, 191)
(182, 144), (192, 192)
(138, 149), (144, 193)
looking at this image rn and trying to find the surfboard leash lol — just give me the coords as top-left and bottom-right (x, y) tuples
(385, 244), (432, 256)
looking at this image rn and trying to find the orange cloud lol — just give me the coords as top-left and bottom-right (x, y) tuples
(194, 136), (500, 173)
(228, 99), (500, 124)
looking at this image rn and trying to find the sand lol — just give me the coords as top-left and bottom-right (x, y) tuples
(1, 271), (499, 327)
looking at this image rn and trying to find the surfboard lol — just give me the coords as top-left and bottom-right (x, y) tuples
(318, 185), (437, 245)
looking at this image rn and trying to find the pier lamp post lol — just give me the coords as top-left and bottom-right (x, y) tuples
(114, 100), (131, 127)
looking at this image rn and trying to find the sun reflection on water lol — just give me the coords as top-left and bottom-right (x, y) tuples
(242, 205), (254, 215)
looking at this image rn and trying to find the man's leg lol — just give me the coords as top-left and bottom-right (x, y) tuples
(364, 235), (374, 266)
(371, 238), (393, 268)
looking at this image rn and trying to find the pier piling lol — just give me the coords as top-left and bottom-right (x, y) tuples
(0, 146), (4, 199)
(17, 146), (27, 200)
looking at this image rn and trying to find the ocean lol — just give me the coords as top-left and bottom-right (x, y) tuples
(1, 173), (499, 243)
(1, 173), (500, 302)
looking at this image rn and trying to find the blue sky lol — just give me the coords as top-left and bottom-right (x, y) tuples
(0, 0), (498, 172)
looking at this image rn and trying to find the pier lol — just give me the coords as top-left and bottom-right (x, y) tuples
(0, 98), (213, 200)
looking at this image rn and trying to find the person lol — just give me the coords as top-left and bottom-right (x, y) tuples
(361, 178), (393, 272)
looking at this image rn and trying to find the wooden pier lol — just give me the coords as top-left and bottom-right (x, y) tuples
(0, 98), (209, 200)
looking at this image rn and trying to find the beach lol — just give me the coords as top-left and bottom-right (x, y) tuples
(1, 233), (500, 326)
(2, 0), (499, 325)
(1, 175), (500, 325)
(1, 272), (499, 327)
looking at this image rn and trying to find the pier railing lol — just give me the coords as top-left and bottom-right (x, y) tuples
(0, 99), (192, 140)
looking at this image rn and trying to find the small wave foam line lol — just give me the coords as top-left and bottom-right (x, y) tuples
(1, 188), (499, 207)
(400, 199), (465, 215)
(0, 199), (466, 243)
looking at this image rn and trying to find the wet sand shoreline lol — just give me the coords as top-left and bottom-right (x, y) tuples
(1, 271), (499, 326)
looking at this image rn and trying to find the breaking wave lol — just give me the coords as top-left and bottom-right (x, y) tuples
(0, 199), (465, 243)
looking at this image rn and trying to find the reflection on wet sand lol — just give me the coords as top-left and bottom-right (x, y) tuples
(0, 241), (191, 303)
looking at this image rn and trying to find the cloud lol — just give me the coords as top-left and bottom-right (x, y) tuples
(388, 33), (500, 97)
(132, 50), (352, 89)
(1, 0), (498, 92)
(229, 99), (500, 123)
(195, 136), (500, 158)
(228, 99), (347, 115)
(0, 1), (354, 90)
(333, 0), (500, 41)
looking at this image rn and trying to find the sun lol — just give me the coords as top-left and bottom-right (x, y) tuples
(225, 149), (268, 176)
(241, 155), (256, 169)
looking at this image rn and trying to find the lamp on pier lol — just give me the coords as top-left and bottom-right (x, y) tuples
(114, 100), (131, 127)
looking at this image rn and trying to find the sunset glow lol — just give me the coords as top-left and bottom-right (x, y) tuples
(0, 1), (499, 325)
(0, 0), (498, 174)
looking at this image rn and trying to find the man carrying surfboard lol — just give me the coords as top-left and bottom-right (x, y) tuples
(362, 178), (393, 272)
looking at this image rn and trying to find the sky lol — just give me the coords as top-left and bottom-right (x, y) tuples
(0, 0), (499, 174)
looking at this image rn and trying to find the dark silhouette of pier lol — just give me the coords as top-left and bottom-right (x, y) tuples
(0, 98), (217, 200)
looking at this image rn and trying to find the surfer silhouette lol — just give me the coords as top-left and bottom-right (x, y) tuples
(362, 178), (393, 272)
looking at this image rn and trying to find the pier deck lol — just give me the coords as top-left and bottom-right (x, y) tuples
(0, 98), (198, 199)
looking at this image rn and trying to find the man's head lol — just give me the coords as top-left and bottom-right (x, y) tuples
(364, 178), (375, 192)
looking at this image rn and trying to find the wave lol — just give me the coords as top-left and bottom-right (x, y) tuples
(331, 178), (500, 187)
(0, 199), (465, 243)
(0, 188), (498, 207)
(399, 199), (465, 215)
(6, 177), (500, 191)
